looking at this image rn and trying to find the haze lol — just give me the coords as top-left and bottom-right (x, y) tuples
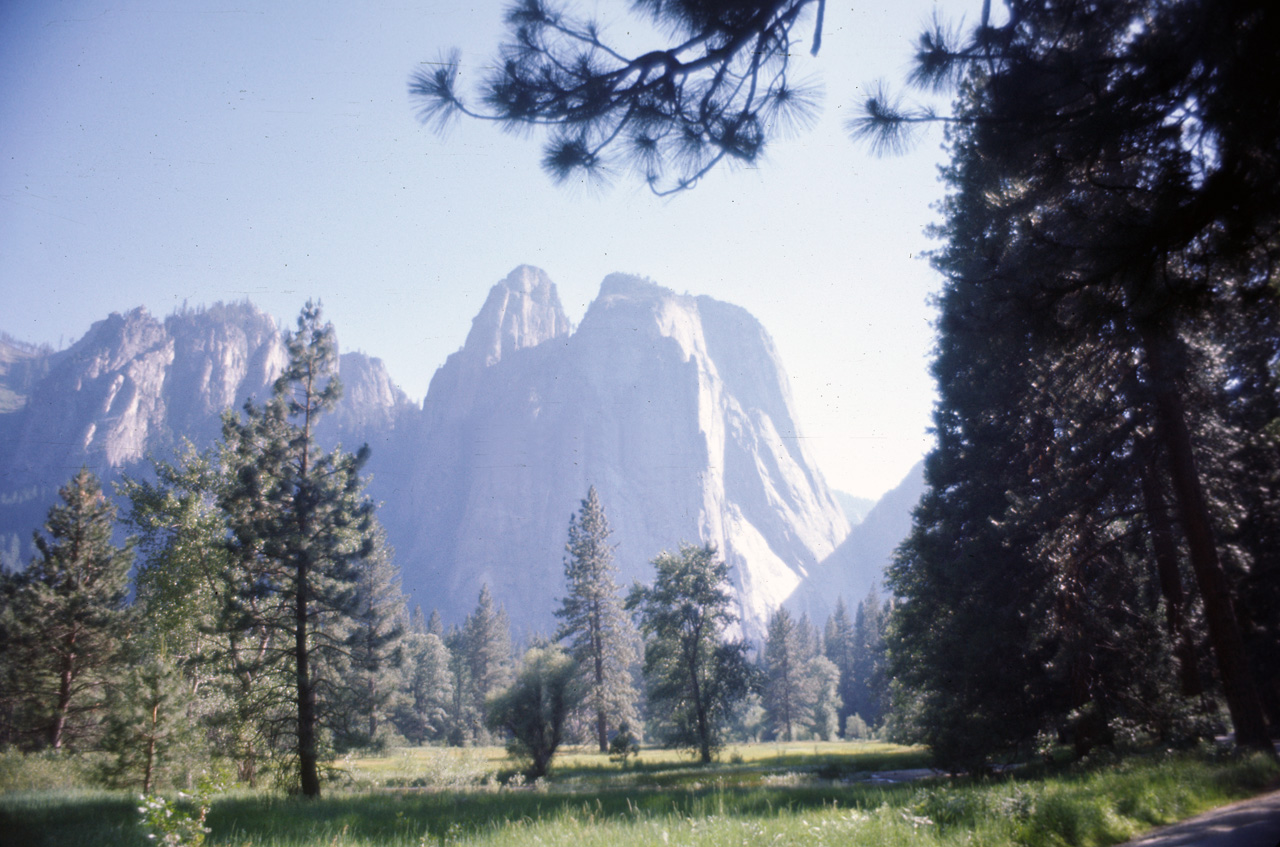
(0, 0), (958, 499)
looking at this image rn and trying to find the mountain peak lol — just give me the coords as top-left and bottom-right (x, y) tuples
(462, 266), (571, 366)
(597, 272), (673, 303)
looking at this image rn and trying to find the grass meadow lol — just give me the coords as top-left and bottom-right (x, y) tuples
(1, 742), (1276, 847)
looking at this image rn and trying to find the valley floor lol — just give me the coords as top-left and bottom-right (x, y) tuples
(1, 742), (1276, 847)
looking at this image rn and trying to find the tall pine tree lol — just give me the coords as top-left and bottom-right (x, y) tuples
(219, 302), (389, 796)
(554, 487), (639, 752)
(1, 470), (132, 750)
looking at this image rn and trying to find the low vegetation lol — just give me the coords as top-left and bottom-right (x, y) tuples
(1, 742), (1274, 847)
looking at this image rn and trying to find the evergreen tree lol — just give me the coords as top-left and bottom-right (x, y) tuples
(848, 588), (888, 729)
(554, 486), (639, 752)
(627, 543), (753, 763)
(822, 597), (858, 736)
(868, 0), (1279, 757)
(457, 585), (513, 744)
(393, 607), (454, 744)
(100, 653), (201, 793)
(411, 0), (825, 194)
(326, 527), (405, 753)
(761, 607), (810, 742)
(219, 301), (389, 796)
(1, 470), (132, 750)
(443, 624), (472, 746)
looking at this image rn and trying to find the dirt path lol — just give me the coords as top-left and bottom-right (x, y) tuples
(1123, 790), (1280, 847)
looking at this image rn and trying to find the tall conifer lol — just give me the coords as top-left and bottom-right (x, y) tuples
(219, 302), (388, 796)
(554, 487), (639, 752)
(4, 470), (132, 750)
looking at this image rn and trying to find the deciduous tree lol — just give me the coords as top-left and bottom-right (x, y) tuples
(627, 543), (752, 763)
(487, 645), (581, 779)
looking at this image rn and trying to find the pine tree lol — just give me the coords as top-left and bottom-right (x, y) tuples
(554, 487), (639, 752)
(327, 526), (405, 753)
(411, 0), (825, 194)
(219, 301), (389, 796)
(458, 585), (513, 744)
(848, 589), (888, 729)
(822, 597), (857, 736)
(762, 607), (810, 742)
(627, 543), (753, 763)
(393, 607), (454, 744)
(3, 470), (132, 750)
(100, 653), (202, 793)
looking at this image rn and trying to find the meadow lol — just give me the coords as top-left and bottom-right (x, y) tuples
(1, 742), (1275, 847)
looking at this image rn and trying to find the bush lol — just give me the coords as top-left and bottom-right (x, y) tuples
(0, 748), (99, 792)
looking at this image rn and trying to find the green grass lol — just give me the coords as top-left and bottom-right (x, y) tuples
(342, 741), (932, 791)
(1, 745), (1275, 847)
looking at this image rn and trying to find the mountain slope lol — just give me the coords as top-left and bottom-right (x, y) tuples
(394, 268), (849, 640)
(787, 461), (925, 620)
(0, 268), (863, 642)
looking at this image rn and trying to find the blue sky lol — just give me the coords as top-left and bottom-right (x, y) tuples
(0, 0), (960, 499)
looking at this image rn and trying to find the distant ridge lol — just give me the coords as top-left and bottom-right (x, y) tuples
(0, 268), (920, 639)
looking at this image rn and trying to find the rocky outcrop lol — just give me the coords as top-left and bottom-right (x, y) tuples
(0, 302), (412, 569)
(0, 269), (912, 643)
(397, 270), (849, 641)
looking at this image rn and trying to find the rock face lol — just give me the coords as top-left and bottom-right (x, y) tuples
(787, 461), (925, 622)
(0, 302), (413, 569)
(397, 267), (849, 640)
(0, 267), (882, 642)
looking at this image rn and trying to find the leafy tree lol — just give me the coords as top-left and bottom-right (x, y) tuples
(627, 543), (752, 763)
(410, 0), (825, 193)
(554, 486), (639, 752)
(608, 720), (640, 766)
(121, 444), (231, 667)
(218, 302), (389, 796)
(1, 470), (132, 750)
(124, 442), (290, 786)
(487, 645), (582, 779)
(120, 444), (254, 775)
(805, 654), (841, 741)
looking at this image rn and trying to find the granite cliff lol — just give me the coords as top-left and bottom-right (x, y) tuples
(0, 268), (917, 641)
(394, 267), (849, 640)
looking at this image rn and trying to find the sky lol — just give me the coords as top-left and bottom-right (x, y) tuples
(0, 0), (962, 501)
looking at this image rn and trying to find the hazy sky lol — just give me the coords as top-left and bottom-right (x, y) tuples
(0, 0), (961, 500)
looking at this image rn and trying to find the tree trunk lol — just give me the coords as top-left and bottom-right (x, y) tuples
(50, 635), (76, 749)
(593, 607), (608, 753)
(145, 703), (157, 795)
(1140, 461), (1203, 697)
(296, 553), (321, 797)
(1140, 324), (1272, 750)
(690, 656), (711, 763)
